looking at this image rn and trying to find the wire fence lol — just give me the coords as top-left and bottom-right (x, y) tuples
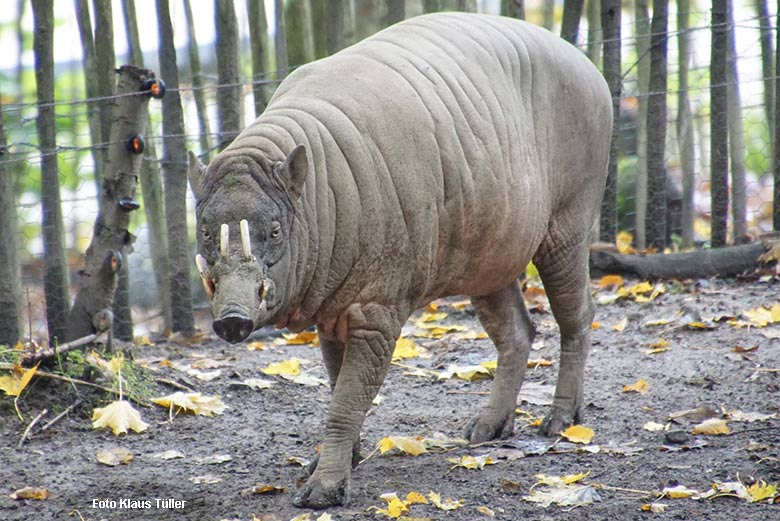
(1, 9), (776, 342)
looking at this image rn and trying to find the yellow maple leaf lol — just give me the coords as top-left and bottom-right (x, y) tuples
(599, 274), (625, 288)
(439, 364), (492, 381)
(742, 303), (780, 327)
(616, 231), (636, 254)
(691, 418), (730, 435)
(0, 362), (39, 397)
(92, 400), (149, 435)
(560, 425), (594, 444)
(747, 480), (778, 502)
(457, 329), (489, 340)
(623, 379), (650, 394)
(405, 491), (428, 504)
(392, 337), (421, 361)
(377, 436), (428, 456)
(246, 341), (266, 351)
(282, 331), (319, 345)
(612, 317), (628, 332)
(661, 484), (698, 499)
(261, 359), (301, 376)
(427, 491), (464, 511)
(447, 454), (497, 470)
(151, 392), (227, 417)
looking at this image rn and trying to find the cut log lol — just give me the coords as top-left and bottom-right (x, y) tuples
(589, 241), (773, 279)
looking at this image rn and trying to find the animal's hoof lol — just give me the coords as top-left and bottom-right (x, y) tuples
(465, 412), (514, 443)
(304, 442), (362, 477)
(539, 407), (581, 437)
(292, 476), (349, 509)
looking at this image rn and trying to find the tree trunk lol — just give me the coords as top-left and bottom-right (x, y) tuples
(356, 0), (381, 40)
(156, 0), (195, 333)
(67, 66), (153, 341)
(676, 0), (695, 248)
(0, 90), (22, 347)
(727, 0), (746, 244)
(121, 0), (173, 333)
(275, 0), (289, 80)
(74, 0), (102, 196)
(561, 0), (584, 45)
(183, 0), (214, 157)
(756, 0), (774, 169)
(543, 0), (555, 30)
(599, 0), (620, 243)
(422, 0), (440, 13)
(327, 0), (345, 54)
(215, 0), (243, 149)
(590, 242), (769, 280)
(247, 0), (269, 117)
(93, 0), (115, 176)
(645, 0), (668, 250)
(634, 0), (650, 249)
(32, 0), (70, 344)
(711, 0), (729, 247)
(286, 0), (316, 66)
(456, 0), (476, 12)
(502, 0), (525, 18)
(586, 0), (601, 66)
(387, 0), (405, 23)
(774, 0), (780, 230)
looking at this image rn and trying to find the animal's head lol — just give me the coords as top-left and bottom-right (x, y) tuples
(188, 145), (308, 343)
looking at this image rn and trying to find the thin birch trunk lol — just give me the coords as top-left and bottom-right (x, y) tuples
(215, 0), (243, 148)
(634, 0), (651, 248)
(183, 0), (213, 157)
(727, 0), (746, 243)
(677, 0), (695, 248)
(599, 0), (620, 243)
(247, 0), (269, 117)
(711, 0), (729, 247)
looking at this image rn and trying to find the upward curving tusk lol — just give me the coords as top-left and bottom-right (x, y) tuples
(195, 253), (214, 299)
(240, 219), (252, 260)
(195, 253), (208, 276)
(220, 223), (229, 259)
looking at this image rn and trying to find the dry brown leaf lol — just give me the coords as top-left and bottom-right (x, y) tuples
(10, 486), (51, 500)
(96, 447), (134, 466)
(691, 418), (730, 435)
(623, 379), (650, 394)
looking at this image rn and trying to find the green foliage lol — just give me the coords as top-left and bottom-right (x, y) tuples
(743, 108), (771, 176)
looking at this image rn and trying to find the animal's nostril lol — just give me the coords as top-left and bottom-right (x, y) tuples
(213, 313), (254, 344)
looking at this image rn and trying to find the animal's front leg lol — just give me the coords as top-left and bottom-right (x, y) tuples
(293, 304), (400, 509)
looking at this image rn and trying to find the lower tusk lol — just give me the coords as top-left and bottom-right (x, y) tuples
(240, 219), (252, 260)
(220, 223), (229, 259)
(195, 254), (214, 299)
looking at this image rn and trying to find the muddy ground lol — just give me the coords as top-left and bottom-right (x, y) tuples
(1, 276), (779, 521)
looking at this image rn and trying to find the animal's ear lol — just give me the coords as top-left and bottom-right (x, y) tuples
(188, 151), (208, 201)
(277, 144), (308, 199)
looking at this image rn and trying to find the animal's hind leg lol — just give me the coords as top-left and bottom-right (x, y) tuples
(466, 282), (535, 443)
(534, 231), (594, 436)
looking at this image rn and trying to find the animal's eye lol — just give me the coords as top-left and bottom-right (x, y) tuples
(270, 222), (281, 240)
(202, 227), (211, 241)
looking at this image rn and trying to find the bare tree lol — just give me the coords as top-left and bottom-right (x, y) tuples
(599, 0), (620, 243)
(543, 0), (555, 29)
(356, 0), (382, 40)
(156, 0), (194, 333)
(634, 0), (651, 248)
(676, 0), (695, 248)
(387, 0), (405, 22)
(756, 0), (774, 170)
(216, 0), (243, 148)
(645, 0), (668, 249)
(247, 0), (270, 117)
(183, 0), (214, 158)
(275, 0), (289, 81)
(586, 0), (601, 66)
(726, 0), (746, 243)
(561, 0), (584, 44)
(775, 1), (780, 230)
(457, 0), (477, 11)
(422, 0), (440, 13)
(502, 0), (525, 18)
(327, 0), (345, 54)
(67, 67), (153, 341)
(286, 0), (316, 66)
(74, 0), (102, 195)
(0, 89), (22, 346)
(711, 0), (729, 247)
(121, 0), (172, 332)
(32, 0), (70, 343)
(93, 0), (115, 172)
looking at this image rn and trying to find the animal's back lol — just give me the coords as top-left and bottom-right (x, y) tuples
(230, 13), (611, 310)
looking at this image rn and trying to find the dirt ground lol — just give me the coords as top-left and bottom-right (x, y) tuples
(1, 276), (779, 521)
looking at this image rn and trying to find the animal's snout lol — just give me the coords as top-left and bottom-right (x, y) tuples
(213, 312), (254, 344)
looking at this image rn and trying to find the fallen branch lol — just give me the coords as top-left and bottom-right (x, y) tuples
(589, 241), (771, 279)
(18, 408), (48, 449)
(41, 399), (83, 431)
(20, 333), (100, 366)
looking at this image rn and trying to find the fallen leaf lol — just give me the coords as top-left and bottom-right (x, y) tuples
(524, 483), (601, 507)
(535, 472), (590, 486)
(623, 379), (650, 394)
(528, 358), (553, 368)
(438, 364), (492, 381)
(246, 341), (266, 351)
(282, 331), (319, 346)
(151, 392), (227, 417)
(599, 274), (624, 288)
(9, 486), (51, 500)
(739, 303), (780, 327)
(447, 454), (497, 470)
(747, 480), (778, 502)
(261, 359), (301, 376)
(420, 311), (448, 322)
(616, 230), (636, 254)
(189, 474), (222, 484)
(377, 493), (410, 518)
(476, 505), (495, 516)
(518, 381), (555, 406)
(134, 335), (155, 346)
(152, 449), (184, 460)
(643, 421), (667, 432)
(641, 502), (668, 513)
(457, 330), (490, 340)
(92, 400), (149, 435)
(427, 491), (465, 511)
(612, 317), (628, 332)
(668, 405), (719, 425)
(0, 362), (40, 397)
(660, 484), (699, 499)
(691, 418), (730, 435)
(287, 455), (311, 467)
(560, 425), (594, 444)
(96, 447), (134, 466)
(196, 454), (232, 465)
(392, 337), (423, 361)
(591, 321), (601, 330)
(378, 436), (428, 456)
(724, 409), (777, 422)
(414, 324), (467, 338)
(280, 372), (327, 387)
(252, 484), (286, 495)
(242, 377), (274, 390)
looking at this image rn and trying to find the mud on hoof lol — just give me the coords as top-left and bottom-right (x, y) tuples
(539, 407), (582, 437)
(465, 411), (515, 444)
(292, 476), (350, 509)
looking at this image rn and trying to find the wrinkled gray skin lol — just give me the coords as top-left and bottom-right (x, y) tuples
(189, 13), (612, 509)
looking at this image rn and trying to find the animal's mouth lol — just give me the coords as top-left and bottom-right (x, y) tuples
(213, 308), (254, 344)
